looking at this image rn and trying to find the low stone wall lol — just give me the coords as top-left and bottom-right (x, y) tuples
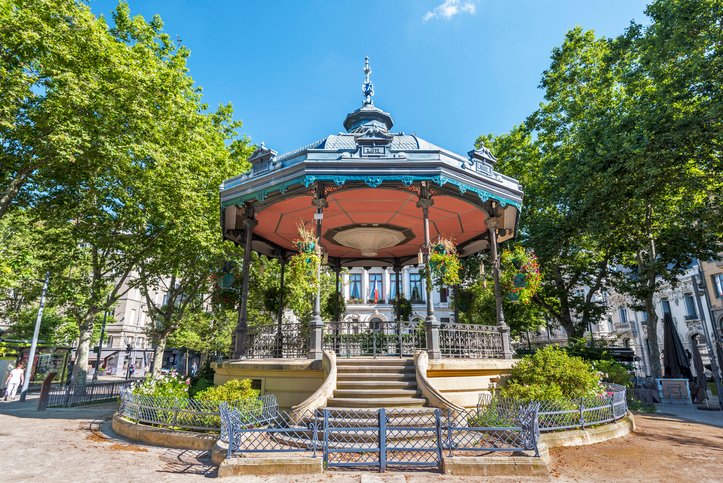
(426, 358), (517, 408)
(539, 413), (635, 448)
(212, 359), (324, 410)
(111, 414), (216, 451)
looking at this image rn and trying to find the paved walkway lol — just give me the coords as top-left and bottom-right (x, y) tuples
(2, 398), (723, 482)
(654, 402), (723, 428)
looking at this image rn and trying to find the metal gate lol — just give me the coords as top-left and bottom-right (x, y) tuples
(322, 408), (443, 471)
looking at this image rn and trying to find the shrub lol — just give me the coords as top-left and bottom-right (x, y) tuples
(188, 365), (215, 398)
(498, 346), (602, 402)
(195, 378), (259, 403)
(594, 360), (633, 388)
(132, 373), (189, 399)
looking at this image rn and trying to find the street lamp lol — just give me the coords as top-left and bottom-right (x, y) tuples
(124, 339), (134, 380)
(19, 272), (50, 402)
(92, 295), (110, 383)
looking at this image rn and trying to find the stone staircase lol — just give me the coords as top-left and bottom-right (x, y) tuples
(325, 358), (427, 409)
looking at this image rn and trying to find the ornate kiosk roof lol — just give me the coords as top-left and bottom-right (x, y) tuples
(220, 58), (523, 267)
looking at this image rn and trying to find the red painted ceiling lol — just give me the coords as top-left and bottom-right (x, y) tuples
(254, 188), (488, 259)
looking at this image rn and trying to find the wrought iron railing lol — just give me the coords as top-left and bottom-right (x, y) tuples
(245, 321), (506, 359)
(46, 380), (132, 408)
(118, 388), (278, 432)
(322, 320), (426, 358)
(439, 323), (503, 358)
(246, 323), (309, 358)
(219, 403), (541, 469)
(477, 385), (628, 432)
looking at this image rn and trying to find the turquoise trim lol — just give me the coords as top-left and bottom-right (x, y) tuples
(221, 174), (521, 209)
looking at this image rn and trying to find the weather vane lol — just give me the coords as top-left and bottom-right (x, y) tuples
(362, 56), (374, 106)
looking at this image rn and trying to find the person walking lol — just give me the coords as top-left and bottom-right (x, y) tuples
(4, 363), (25, 401)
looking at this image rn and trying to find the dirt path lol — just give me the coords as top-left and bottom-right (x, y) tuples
(1, 403), (722, 482)
(549, 413), (723, 482)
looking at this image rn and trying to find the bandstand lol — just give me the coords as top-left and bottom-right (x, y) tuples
(215, 59), (524, 410)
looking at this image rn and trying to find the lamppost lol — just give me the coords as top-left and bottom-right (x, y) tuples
(692, 272), (723, 409)
(92, 295), (110, 383)
(124, 339), (134, 380)
(19, 272), (50, 402)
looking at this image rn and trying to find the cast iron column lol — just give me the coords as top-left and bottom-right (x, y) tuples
(417, 187), (440, 359)
(308, 196), (328, 360)
(233, 207), (257, 359)
(486, 216), (513, 359)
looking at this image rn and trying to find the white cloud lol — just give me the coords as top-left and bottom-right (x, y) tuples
(423, 0), (476, 21)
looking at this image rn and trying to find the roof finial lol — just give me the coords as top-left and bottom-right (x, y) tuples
(362, 56), (374, 106)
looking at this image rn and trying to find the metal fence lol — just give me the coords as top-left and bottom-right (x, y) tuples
(478, 385), (628, 432)
(246, 323), (308, 358)
(439, 323), (503, 358)
(323, 320), (426, 358)
(220, 403), (541, 471)
(118, 388), (278, 432)
(245, 321), (506, 359)
(46, 380), (132, 407)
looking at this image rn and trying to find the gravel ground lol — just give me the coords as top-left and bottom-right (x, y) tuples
(1, 399), (722, 482)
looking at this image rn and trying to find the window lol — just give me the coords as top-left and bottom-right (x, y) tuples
(640, 311), (648, 322)
(684, 294), (698, 320)
(618, 308), (628, 324)
(368, 273), (383, 302)
(389, 273), (399, 301)
(129, 308), (138, 326)
(410, 273), (424, 304)
(440, 287), (448, 303)
(661, 299), (671, 314)
(440, 317), (450, 323)
(713, 274), (723, 298)
(349, 274), (362, 301)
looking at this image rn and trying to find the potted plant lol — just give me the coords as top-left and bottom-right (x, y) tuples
(500, 246), (541, 304)
(428, 237), (461, 286)
(288, 223), (321, 290)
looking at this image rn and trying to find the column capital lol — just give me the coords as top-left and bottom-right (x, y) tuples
(485, 216), (501, 230)
(416, 197), (434, 210)
(312, 197), (329, 209)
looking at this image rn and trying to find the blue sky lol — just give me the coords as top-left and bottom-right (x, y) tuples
(90, 0), (649, 156)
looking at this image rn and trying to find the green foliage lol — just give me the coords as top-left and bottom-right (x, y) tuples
(132, 374), (189, 399)
(393, 296), (413, 322)
(564, 338), (614, 362)
(593, 360), (633, 388)
(188, 365), (216, 398)
(322, 290), (346, 321)
(499, 246), (541, 304)
(499, 346), (602, 402)
(195, 378), (259, 403)
(429, 239), (461, 286)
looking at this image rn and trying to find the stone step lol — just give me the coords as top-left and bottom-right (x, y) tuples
(337, 365), (416, 374)
(336, 380), (417, 390)
(332, 388), (419, 399)
(326, 397), (427, 408)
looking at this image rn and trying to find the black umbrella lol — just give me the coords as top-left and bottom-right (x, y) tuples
(663, 313), (692, 379)
(689, 335), (707, 403)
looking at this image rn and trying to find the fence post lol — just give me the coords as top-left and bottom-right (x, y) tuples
(579, 398), (585, 429)
(311, 411), (318, 458)
(434, 408), (443, 468)
(446, 409), (454, 457)
(323, 409), (329, 469)
(172, 401), (179, 428)
(378, 408), (387, 473)
(610, 395), (616, 420)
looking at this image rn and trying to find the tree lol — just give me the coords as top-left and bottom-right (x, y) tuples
(25, 2), (251, 389)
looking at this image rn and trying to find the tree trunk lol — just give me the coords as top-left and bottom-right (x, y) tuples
(0, 166), (34, 220)
(72, 317), (95, 394)
(151, 337), (167, 376)
(645, 293), (662, 377)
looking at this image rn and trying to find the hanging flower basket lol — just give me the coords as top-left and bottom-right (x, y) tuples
(288, 222), (321, 290)
(428, 237), (461, 286)
(500, 246), (541, 304)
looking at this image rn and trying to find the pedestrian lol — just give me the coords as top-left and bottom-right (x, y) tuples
(129, 364), (135, 378)
(191, 361), (198, 377)
(4, 363), (25, 401)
